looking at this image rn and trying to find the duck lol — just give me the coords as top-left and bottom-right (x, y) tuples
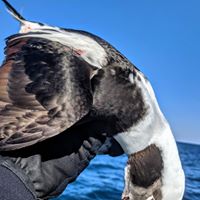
(0, 1), (185, 199)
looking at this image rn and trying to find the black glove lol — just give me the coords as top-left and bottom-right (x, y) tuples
(0, 120), (123, 200)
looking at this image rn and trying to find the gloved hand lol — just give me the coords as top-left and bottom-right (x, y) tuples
(1, 120), (123, 200)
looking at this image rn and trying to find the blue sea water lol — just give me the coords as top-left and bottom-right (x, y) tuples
(53, 143), (200, 200)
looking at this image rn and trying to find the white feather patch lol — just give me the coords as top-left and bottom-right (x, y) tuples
(15, 23), (108, 68)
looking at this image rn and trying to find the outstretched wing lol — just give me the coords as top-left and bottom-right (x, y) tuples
(0, 34), (93, 151)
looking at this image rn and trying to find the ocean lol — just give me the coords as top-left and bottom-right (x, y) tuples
(52, 143), (200, 200)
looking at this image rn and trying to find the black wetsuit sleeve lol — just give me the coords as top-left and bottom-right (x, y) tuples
(0, 165), (35, 200)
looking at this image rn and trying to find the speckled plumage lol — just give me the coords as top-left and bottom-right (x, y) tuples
(0, 36), (93, 150)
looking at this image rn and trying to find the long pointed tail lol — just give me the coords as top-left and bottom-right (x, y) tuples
(2, 0), (26, 23)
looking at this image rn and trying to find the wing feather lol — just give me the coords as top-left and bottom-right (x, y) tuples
(0, 34), (93, 151)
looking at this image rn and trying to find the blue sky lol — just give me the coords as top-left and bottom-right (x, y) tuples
(0, 0), (199, 144)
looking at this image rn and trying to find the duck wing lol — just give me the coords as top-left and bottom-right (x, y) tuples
(0, 34), (93, 151)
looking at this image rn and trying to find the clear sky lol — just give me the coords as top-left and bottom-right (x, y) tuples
(0, 0), (199, 144)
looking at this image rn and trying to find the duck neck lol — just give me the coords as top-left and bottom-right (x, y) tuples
(155, 125), (185, 200)
(115, 72), (185, 199)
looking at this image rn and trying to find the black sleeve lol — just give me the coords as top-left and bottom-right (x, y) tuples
(0, 164), (36, 200)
